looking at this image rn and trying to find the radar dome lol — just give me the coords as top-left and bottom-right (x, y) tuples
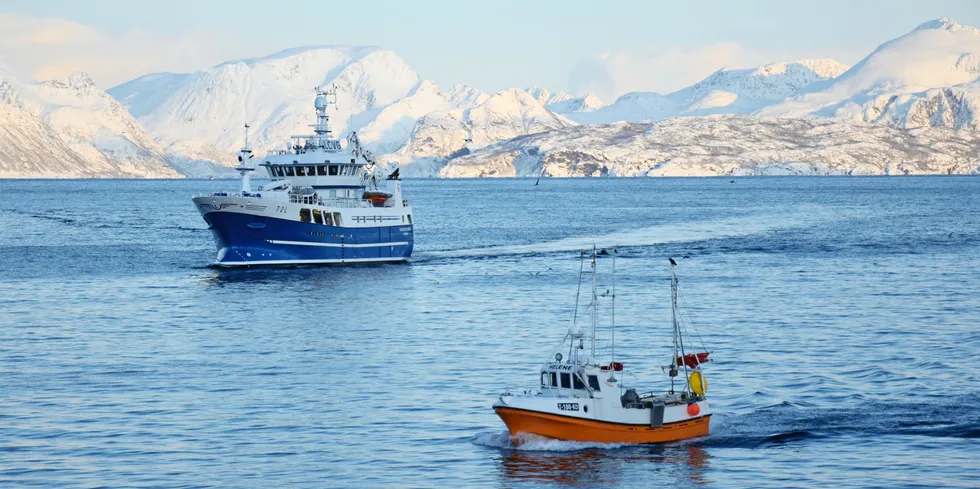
(314, 94), (328, 110)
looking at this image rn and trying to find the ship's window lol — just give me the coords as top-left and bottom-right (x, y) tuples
(296, 166), (306, 177)
(285, 167), (295, 177)
(340, 166), (347, 176)
(299, 208), (311, 223)
(560, 373), (571, 389)
(275, 167), (285, 177)
(407, 215), (413, 225)
(541, 372), (549, 386)
(324, 212), (333, 226)
(333, 212), (342, 226)
(573, 375), (586, 390)
(307, 166), (315, 176)
(329, 165), (339, 176)
(312, 209), (323, 225)
(551, 372), (558, 387)
(266, 167), (275, 178)
(317, 165), (327, 176)
(588, 375), (600, 391)
(329, 189), (337, 198)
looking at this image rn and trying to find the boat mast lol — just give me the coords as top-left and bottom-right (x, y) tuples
(608, 248), (617, 382)
(236, 123), (254, 193)
(590, 247), (598, 360)
(669, 258), (691, 393)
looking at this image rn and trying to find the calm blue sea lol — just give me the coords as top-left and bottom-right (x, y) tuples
(1, 177), (978, 488)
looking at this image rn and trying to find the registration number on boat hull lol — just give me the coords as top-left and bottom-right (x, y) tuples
(557, 403), (579, 411)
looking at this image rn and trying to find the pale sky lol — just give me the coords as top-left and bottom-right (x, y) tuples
(2, 0), (979, 101)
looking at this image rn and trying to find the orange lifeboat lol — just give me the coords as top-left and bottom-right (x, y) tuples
(363, 191), (391, 207)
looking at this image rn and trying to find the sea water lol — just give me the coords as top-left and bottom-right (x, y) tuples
(0, 177), (977, 488)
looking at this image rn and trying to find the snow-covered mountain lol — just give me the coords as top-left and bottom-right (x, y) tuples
(527, 87), (605, 114)
(565, 59), (849, 124)
(388, 88), (575, 176)
(4, 16), (965, 180)
(109, 46), (433, 167)
(0, 69), (178, 178)
(438, 116), (980, 178)
(760, 18), (980, 129)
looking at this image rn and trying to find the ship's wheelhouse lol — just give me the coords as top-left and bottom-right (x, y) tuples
(262, 162), (364, 180)
(539, 366), (601, 392)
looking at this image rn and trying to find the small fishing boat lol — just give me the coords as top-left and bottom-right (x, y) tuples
(493, 250), (712, 444)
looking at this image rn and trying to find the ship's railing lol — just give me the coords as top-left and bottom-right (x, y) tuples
(288, 194), (371, 208)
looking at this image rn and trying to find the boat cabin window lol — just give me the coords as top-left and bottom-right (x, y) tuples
(573, 375), (586, 390)
(550, 372), (557, 387)
(332, 212), (342, 226)
(329, 165), (339, 176)
(588, 375), (600, 391)
(560, 373), (571, 389)
(317, 165), (327, 176)
(276, 167), (285, 177)
(540, 372), (549, 386)
(299, 208), (311, 223)
(296, 166), (306, 177)
(285, 167), (295, 177)
(307, 166), (315, 176)
(324, 212), (333, 226)
(312, 209), (323, 225)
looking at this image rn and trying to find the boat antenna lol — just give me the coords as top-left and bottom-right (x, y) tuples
(608, 247), (617, 382)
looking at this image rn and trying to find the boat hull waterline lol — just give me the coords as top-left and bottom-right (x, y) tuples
(194, 197), (413, 267)
(494, 406), (710, 445)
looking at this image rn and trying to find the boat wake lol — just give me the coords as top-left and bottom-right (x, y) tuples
(421, 204), (843, 261)
(697, 392), (980, 449)
(475, 392), (980, 452)
(473, 430), (628, 452)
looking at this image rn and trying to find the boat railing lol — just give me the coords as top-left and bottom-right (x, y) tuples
(287, 194), (370, 208)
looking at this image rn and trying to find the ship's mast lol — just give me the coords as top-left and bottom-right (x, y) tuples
(608, 248), (617, 382)
(590, 247), (598, 359)
(669, 258), (691, 393)
(235, 123), (255, 193)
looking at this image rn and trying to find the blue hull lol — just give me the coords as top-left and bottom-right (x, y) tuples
(202, 211), (413, 267)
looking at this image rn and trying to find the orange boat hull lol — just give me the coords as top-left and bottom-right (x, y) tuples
(495, 407), (710, 444)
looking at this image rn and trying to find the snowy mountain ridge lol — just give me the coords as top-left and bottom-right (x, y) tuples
(759, 18), (980, 129)
(0, 68), (178, 178)
(3, 17), (980, 178)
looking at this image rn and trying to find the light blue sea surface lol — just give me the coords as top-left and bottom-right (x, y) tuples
(1, 177), (978, 488)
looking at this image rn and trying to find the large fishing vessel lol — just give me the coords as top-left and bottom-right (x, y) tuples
(192, 88), (413, 267)
(493, 251), (712, 444)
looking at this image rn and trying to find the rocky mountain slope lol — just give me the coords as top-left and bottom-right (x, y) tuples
(439, 116), (980, 177)
(0, 69), (178, 178)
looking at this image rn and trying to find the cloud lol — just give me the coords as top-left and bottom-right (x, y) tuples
(567, 43), (869, 101)
(0, 14), (265, 89)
